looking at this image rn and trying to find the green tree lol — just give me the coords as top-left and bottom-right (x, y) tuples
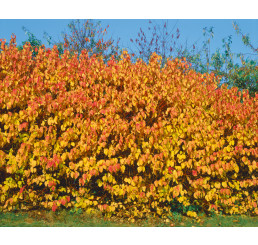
(190, 22), (258, 97)
(0, 30), (43, 58)
(17, 27), (43, 58)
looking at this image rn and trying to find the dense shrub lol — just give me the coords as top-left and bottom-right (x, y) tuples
(0, 36), (257, 221)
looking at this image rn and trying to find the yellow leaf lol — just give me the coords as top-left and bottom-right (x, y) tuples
(178, 196), (185, 203)
(187, 211), (197, 218)
(97, 179), (103, 187)
(124, 178), (131, 184)
(96, 146), (102, 154)
(118, 188), (124, 196)
(121, 165), (125, 173)
(135, 150), (141, 160)
(151, 201), (157, 208)
(30, 160), (37, 168)
(215, 182), (221, 189)
(48, 117), (53, 125)
(222, 182), (227, 188)
(104, 148), (109, 155)
(149, 136), (154, 145)
(54, 116), (58, 124)
(108, 174), (113, 183)
(167, 160), (175, 167)
(98, 166), (103, 173)
(137, 166), (142, 173)
(234, 165), (239, 173)
(172, 170), (178, 179)
(93, 201), (98, 206)
(166, 125), (172, 132)
(156, 208), (162, 215)
(61, 153), (67, 161)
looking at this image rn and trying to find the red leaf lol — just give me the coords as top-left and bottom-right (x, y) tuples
(52, 203), (57, 212)
(61, 199), (66, 205)
(192, 170), (197, 176)
(19, 186), (25, 194)
(168, 167), (174, 174)
(49, 181), (53, 187)
(115, 163), (120, 172)
(108, 165), (114, 173)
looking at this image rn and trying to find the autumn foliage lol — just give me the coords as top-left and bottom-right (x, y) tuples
(0, 36), (257, 221)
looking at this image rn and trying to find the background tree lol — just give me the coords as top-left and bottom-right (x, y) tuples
(0, 27), (43, 58)
(225, 22), (258, 97)
(44, 19), (122, 62)
(129, 20), (257, 98)
(17, 27), (43, 58)
(128, 20), (192, 67)
(1, 19), (122, 63)
(186, 22), (258, 97)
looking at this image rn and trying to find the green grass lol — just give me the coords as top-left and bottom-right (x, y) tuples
(0, 209), (257, 227)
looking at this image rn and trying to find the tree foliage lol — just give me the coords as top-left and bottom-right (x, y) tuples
(44, 19), (122, 62)
(191, 22), (258, 98)
(129, 20), (187, 67)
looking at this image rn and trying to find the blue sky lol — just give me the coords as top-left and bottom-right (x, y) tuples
(0, 19), (257, 61)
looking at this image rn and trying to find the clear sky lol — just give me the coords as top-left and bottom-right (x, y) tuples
(0, 19), (257, 62)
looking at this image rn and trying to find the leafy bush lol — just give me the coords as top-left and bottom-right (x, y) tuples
(0, 36), (257, 222)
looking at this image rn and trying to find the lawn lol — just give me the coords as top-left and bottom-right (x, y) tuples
(0, 208), (257, 227)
